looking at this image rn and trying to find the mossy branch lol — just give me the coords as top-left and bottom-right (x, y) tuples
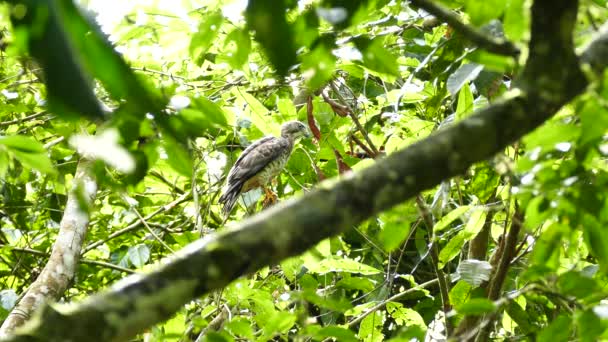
(2, 2), (608, 341)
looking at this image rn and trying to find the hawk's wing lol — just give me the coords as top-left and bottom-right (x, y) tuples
(227, 136), (288, 185)
(219, 136), (289, 215)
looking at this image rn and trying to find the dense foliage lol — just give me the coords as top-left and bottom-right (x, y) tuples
(0, 0), (607, 341)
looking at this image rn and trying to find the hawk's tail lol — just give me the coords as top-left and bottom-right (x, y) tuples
(219, 183), (242, 217)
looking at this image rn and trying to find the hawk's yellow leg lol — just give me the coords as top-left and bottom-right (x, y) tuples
(261, 186), (278, 208)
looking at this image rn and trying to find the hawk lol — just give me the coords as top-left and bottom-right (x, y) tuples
(219, 121), (310, 216)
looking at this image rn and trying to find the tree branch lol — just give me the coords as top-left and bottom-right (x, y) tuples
(0, 111), (48, 127)
(0, 160), (97, 338)
(0, 246), (135, 274)
(416, 195), (452, 334)
(409, 0), (520, 57)
(2, 3), (608, 341)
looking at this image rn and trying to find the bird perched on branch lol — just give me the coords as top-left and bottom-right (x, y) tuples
(219, 121), (310, 216)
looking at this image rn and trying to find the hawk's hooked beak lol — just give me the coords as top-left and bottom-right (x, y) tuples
(303, 129), (312, 138)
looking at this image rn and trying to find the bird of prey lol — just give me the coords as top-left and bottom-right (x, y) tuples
(219, 121), (310, 216)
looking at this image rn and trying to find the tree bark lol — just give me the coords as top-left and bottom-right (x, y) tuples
(0, 160), (97, 338)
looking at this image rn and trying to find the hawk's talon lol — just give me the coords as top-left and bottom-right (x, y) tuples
(262, 187), (278, 209)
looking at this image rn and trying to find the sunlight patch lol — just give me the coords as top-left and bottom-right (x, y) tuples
(69, 129), (135, 173)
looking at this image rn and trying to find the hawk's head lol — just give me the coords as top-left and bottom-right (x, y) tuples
(281, 121), (310, 141)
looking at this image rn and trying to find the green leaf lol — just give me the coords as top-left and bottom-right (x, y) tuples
(465, 0), (506, 26)
(576, 309), (606, 342)
(579, 98), (608, 147)
(447, 63), (484, 96)
(128, 244), (150, 268)
(582, 213), (608, 271)
(0, 135), (55, 174)
(456, 298), (496, 315)
(301, 45), (336, 91)
(354, 37), (400, 79)
(162, 138), (193, 176)
(380, 217), (412, 252)
(171, 97), (229, 138)
(537, 315), (572, 342)
(11, 0), (105, 120)
(223, 28), (251, 69)
(190, 12), (224, 66)
(463, 209), (488, 236)
(470, 163), (499, 202)
(505, 301), (533, 333)
(234, 91), (279, 134)
(467, 50), (516, 73)
(449, 280), (473, 307)
(0, 150), (8, 178)
(386, 302), (426, 328)
(359, 311), (384, 342)
(558, 271), (600, 300)
(225, 317), (254, 340)
(57, 1), (164, 115)
(10, 150), (55, 174)
(0, 135), (45, 153)
(503, 0), (528, 42)
(302, 290), (352, 312)
(439, 208), (487, 267)
(523, 119), (580, 154)
(456, 82), (474, 120)
(246, 0), (297, 76)
(260, 311), (296, 339)
(304, 256), (382, 275)
(313, 326), (358, 342)
(434, 206), (471, 233)
(336, 277), (376, 292)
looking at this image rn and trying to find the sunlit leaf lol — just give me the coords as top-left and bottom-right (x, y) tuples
(0, 135), (54, 174)
(304, 256), (382, 275)
(190, 12), (224, 66)
(447, 63), (484, 96)
(128, 244), (150, 268)
(439, 208), (487, 267)
(162, 138), (193, 176)
(353, 37), (400, 79)
(465, 0), (506, 26)
(312, 326), (358, 342)
(537, 315), (571, 342)
(434, 206), (471, 233)
(456, 298), (496, 315)
(456, 82), (474, 120)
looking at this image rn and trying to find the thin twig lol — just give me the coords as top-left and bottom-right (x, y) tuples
(130, 204), (176, 254)
(82, 192), (191, 254)
(348, 278), (439, 328)
(0, 111), (47, 127)
(330, 82), (380, 157)
(409, 0), (520, 57)
(149, 171), (185, 194)
(416, 194), (452, 335)
(0, 246), (135, 274)
(43, 136), (65, 149)
(350, 134), (376, 158)
(474, 207), (523, 342)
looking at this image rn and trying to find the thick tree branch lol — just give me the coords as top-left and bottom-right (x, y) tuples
(409, 0), (520, 57)
(0, 160), (97, 338)
(455, 1), (585, 340)
(2, 4), (608, 342)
